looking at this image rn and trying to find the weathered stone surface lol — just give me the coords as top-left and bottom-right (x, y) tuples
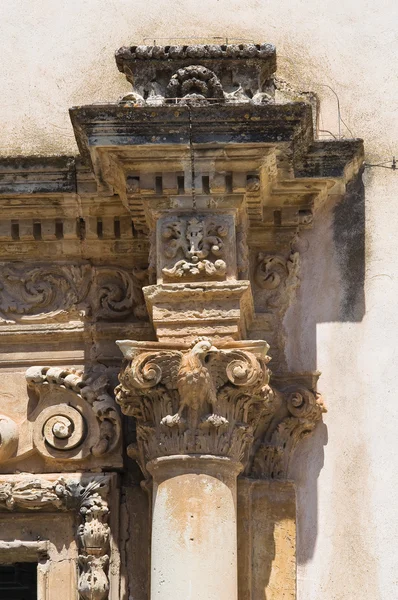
(0, 40), (364, 600)
(115, 43), (276, 104)
(238, 479), (296, 600)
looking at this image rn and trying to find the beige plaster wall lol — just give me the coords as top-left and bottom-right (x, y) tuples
(1, 1), (397, 599)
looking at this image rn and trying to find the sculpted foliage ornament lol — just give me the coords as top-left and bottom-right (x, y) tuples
(250, 387), (326, 479)
(0, 475), (111, 600)
(116, 337), (274, 474)
(254, 251), (300, 311)
(161, 217), (228, 279)
(0, 263), (148, 323)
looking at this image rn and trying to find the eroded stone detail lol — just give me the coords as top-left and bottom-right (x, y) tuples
(115, 43), (277, 105)
(0, 263), (148, 323)
(0, 264), (90, 322)
(161, 216), (228, 279)
(254, 251), (300, 311)
(251, 387), (326, 479)
(115, 337), (274, 474)
(25, 366), (121, 461)
(0, 475), (111, 600)
(166, 66), (224, 102)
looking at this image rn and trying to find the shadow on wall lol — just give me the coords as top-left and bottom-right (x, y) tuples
(285, 168), (366, 565)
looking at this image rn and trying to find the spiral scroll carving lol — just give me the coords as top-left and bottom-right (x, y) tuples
(26, 366), (121, 462)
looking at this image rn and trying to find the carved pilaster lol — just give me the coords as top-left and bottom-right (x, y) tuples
(116, 337), (276, 474)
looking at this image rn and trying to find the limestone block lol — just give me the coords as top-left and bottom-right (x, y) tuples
(238, 478), (296, 600)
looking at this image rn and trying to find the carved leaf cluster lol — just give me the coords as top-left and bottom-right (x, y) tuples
(250, 387), (326, 479)
(254, 251), (300, 313)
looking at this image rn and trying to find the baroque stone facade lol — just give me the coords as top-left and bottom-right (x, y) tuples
(0, 41), (362, 600)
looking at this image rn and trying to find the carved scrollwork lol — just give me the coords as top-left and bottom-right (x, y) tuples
(166, 66), (224, 102)
(0, 263), (148, 323)
(0, 264), (91, 322)
(26, 366), (121, 461)
(91, 266), (148, 321)
(116, 337), (272, 473)
(255, 252), (299, 294)
(251, 386), (326, 479)
(0, 475), (111, 600)
(161, 216), (228, 279)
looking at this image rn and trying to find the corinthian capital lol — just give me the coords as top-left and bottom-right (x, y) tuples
(115, 337), (276, 474)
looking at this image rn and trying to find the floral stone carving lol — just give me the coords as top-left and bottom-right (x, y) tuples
(254, 251), (300, 312)
(26, 366), (121, 461)
(0, 475), (111, 600)
(0, 263), (148, 323)
(115, 337), (275, 474)
(160, 216), (229, 279)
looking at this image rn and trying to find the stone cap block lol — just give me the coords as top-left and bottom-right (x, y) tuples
(115, 43), (277, 101)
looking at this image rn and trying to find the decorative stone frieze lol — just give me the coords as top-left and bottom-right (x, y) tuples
(0, 263), (148, 323)
(0, 474), (112, 600)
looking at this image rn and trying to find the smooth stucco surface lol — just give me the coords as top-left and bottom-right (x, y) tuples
(1, 1), (397, 598)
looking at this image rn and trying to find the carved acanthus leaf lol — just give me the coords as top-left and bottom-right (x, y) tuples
(25, 366), (121, 461)
(251, 387), (326, 479)
(116, 338), (274, 473)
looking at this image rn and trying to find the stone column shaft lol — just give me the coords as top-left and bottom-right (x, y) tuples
(148, 455), (241, 600)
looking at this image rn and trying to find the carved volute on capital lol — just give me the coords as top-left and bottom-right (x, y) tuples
(115, 337), (276, 475)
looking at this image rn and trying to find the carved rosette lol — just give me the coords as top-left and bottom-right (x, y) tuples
(0, 475), (111, 600)
(115, 337), (275, 474)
